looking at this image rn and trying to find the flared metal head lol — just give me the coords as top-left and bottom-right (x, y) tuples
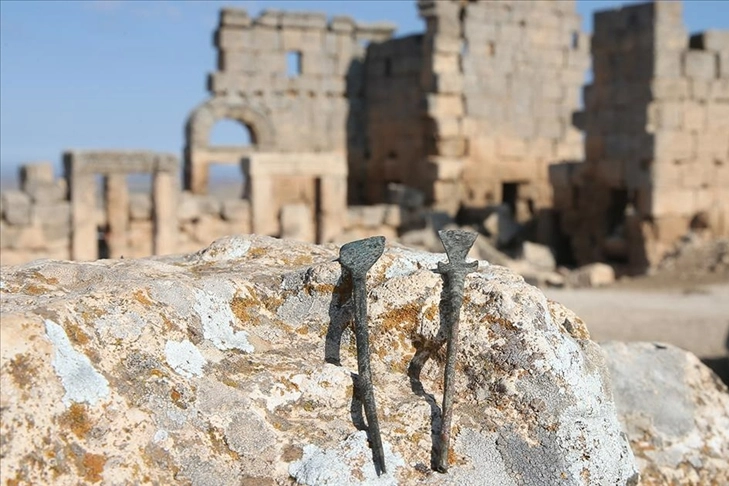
(339, 236), (386, 278)
(438, 229), (478, 264)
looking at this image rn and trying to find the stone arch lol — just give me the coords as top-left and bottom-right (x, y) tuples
(184, 97), (276, 193)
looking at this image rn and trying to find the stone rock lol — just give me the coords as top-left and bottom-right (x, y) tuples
(601, 342), (729, 485)
(0, 236), (638, 485)
(24, 180), (66, 205)
(483, 205), (521, 247)
(566, 263), (616, 288)
(521, 241), (557, 272)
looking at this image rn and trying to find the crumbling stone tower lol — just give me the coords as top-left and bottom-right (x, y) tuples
(552, 1), (729, 271)
(361, 0), (589, 227)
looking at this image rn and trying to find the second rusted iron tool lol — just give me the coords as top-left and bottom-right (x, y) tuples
(434, 229), (478, 473)
(339, 235), (387, 476)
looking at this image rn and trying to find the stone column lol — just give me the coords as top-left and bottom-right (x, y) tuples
(318, 175), (347, 243)
(69, 171), (97, 261)
(190, 155), (210, 195)
(250, 174), (277, 236)
(153, 170), (177, 255)
(105, 174), (129, 259)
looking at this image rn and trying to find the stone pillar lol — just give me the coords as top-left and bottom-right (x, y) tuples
(105, 174), (129, 259)
(69, 171), (97, 261)
(250, 174), (277, 236)
(318, 175), (347, 243)
(190, 156), (209, 195)
(153, 170), (177, 255)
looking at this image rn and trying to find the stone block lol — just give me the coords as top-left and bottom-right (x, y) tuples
(497, 136), (527, 159)
(650, 101), (684, 130)
(19, 162), (54, 191)
(24, 180), (66, 204)
(221, 199), (250, 222)
(32, 202), (71, 227)
(654, 52), (682, 78)
(329, 16), (355, 34)
(709, 79), (729, 101)
(690, 30), (729, 52)
(683, 101), (707, 131)
(425, 94), (464, 117)
(427, 157), (464, 180)
(695, 130), (729, 159)
(653, 130), (694, 160)
(432, 53), (460, 74)
(650, 78), (689, 100)
(651, 187), (696, 217)
(720, 52), (729, 78)
(707, 103), (729, 129)
(566, 263), (615, 288)
(428, 116), (461, 139)
(129, 193), (152, 221)
(683, 50), (717, 80)
(435, 137), (467, 157)
(383, 205), (402, 227)
(1, 190), (31, 226)
(433, 72), (463, 94)
(690, 79), (711, 100)
(280, 203), (314, 242)
(220, 8), (251, 28)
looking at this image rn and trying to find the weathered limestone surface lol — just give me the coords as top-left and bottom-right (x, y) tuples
(0, 235), (637, 485)
(601, 342), (729, 485)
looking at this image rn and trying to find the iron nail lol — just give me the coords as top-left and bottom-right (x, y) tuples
(339, 235), (387, 476)
(434, 229), (478, 473)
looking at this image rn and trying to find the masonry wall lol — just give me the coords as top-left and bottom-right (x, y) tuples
(553, 1), (729, 270)
(0, 163), (71, 265)
(418, 0), (588, 219)
(186, 8), (394, 195)
(364, 34), (426, 203)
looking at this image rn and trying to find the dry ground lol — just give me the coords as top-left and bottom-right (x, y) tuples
(544, 275), (729, 382)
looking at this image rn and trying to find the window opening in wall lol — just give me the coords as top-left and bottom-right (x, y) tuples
(384, 57), (392, 77)
(286, 50), (302, 78)
(127, 173), (152, 195)
(571, 31), (579, 50)
(605, 188), (630, 263)
(209, 119), (253, 146)
(502, 182), (519, 216)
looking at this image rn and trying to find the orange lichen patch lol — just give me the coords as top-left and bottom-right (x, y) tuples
(132, 289), (154, 307)
(64, 319), (90, 346)
(31, 271), (59, 285)
(59, 403), (93, 439)
(380, 302), (421, 334)
(23, 283), (48, 295)
(170, 388), (186, 409)
(82, 453), (106, 483)
(304, 282), (336, 296)
(282, 254), (314, 266)
(295, 326), (309, 335)
(248, 247), (267, 258)
(160, 314), (175, 332)
(230, 291), (262, 326)
(423, 304), (438, 322)
(6, 353), (36, 390)
(481, 314), (518, 331)
(262, 294), (285, 313)
(207, 425), (239, 460)
(80, 307), (105, 324)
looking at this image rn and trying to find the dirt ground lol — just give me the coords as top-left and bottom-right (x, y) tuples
(544, 274), (729, 383)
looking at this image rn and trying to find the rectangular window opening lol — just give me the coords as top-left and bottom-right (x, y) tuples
(286, 51), (302, 78)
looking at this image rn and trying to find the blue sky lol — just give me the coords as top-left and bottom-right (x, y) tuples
(1, 0), (729, 183)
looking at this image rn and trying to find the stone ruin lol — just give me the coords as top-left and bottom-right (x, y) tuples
(1, 0), (727, 275)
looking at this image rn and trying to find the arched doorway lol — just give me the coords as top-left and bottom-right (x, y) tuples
(208, 119), (254, 198)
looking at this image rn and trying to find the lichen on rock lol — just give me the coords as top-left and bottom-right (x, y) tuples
(0, 235), (642, 485)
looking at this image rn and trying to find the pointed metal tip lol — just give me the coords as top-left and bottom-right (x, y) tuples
(339, 235), (386, 276)
(438, 229), (478, 263)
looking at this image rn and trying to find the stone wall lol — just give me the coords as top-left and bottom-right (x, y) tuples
(363, 35), (426, 203)
(185, 8), (395, 195)
(553, 1), (729, 271)
(0, 163), (71, 265)
(418, 0), (588, 217)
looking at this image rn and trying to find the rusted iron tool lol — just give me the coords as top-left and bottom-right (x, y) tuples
(434, 229), (478, 473)
(338, 236), (387, 476)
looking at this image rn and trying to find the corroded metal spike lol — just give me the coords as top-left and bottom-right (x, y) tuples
(339, 236), (387, 476)
(434, 229), (478, 473)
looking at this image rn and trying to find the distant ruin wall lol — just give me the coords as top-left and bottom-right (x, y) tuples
(185, 8), (395, 195)
(553, 1), (729, 270)
(418, 0), (588, 216)
(0, 163), (71, 266)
